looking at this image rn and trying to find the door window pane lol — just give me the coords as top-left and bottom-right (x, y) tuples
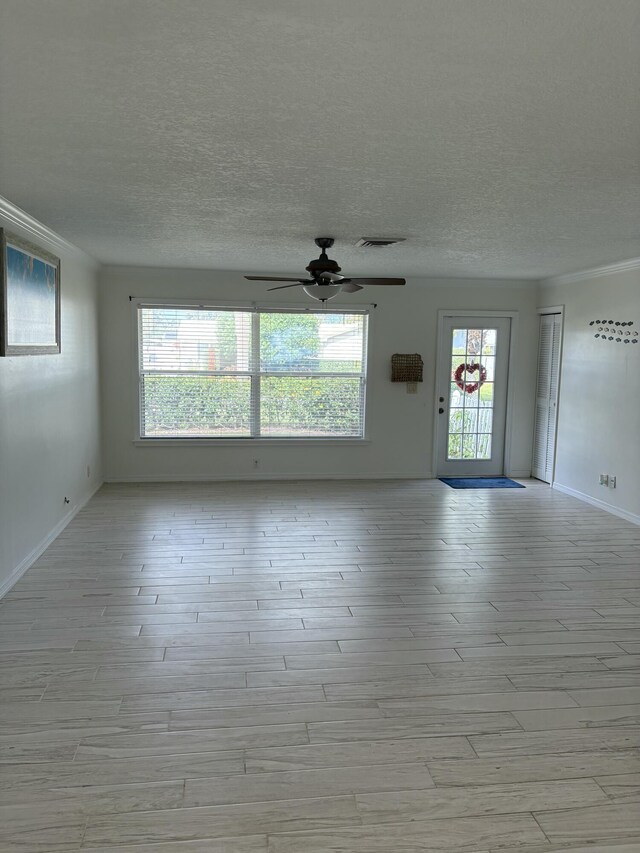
(481, 329), (497, 354)
(462, 434), (478, 458)
(462, 388), (480, 406)
(479, 382), (494, 407)
(448, 434), (462, 459)
(449, 408), (464, 433)
(466, 329), (483, 355)
(463, 409), (478, 433)
(477, 435), (492, 459)
(451, 355), (466, 376)
(478, 409), (493, 434)
(450, 382), (464, 406)
(480, 355), (496, 381)
(452, 329), (467, 351)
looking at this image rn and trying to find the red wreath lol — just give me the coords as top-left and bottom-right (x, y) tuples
(454, 362), (487, 394)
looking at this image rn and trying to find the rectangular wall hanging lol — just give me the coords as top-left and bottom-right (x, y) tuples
(391, 352), (423, 382)
(0, 230), (61, 356)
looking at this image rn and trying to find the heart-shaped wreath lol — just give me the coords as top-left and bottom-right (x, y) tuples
(454, 362), (487, 394)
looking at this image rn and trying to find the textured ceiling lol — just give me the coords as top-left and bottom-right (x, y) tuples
(1, 0), (639, 278)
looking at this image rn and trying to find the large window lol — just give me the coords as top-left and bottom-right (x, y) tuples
(137, 305), (368, 439)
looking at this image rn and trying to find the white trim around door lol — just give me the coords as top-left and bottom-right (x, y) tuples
(432, 310), (519, 478)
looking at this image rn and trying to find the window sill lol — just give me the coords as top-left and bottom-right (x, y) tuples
(133, 438), (371, 447)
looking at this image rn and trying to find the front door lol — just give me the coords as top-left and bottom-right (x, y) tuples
(436, 316), (512, 477)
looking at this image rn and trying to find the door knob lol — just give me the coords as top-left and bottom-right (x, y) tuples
(438, 407), (444, 414)
(439, 396), (444, 403)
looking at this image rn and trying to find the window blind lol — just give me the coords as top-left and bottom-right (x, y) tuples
(138, 306), (368, 439)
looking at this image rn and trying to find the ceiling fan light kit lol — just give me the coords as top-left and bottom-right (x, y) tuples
(303, 283), (342, 302)
(245, 237), (406, 302)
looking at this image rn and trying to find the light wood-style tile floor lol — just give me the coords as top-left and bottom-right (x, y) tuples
(1, 479), (639, 852)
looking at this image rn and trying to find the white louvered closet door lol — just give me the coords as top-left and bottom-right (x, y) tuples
(532, 312), (562, 483)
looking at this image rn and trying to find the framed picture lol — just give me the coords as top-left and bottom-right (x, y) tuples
(0, 230), (61, 356)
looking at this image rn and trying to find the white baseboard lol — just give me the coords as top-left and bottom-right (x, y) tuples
(552, 482), (640, 527)
(506, 470), (532, 478)
(105, 472), (434, 483)
(0, 481), (103, 600)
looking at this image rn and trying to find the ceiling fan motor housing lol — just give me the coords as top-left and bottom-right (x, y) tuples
(306, 237), (341, 278)
(306, 256), (342, 277)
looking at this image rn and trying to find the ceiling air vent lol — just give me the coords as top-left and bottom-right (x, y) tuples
(355, 237), (406, 248)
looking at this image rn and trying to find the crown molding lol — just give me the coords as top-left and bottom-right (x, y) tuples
(0, 195), (99, 268)
(541, 257), (640, 287)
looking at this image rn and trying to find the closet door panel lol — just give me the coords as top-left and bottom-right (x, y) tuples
(532, 313), (561, 483)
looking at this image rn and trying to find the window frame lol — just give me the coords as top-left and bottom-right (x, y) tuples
(133, 299), (370, 444)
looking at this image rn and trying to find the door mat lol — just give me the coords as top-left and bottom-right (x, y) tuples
(439, 477), (525, 489)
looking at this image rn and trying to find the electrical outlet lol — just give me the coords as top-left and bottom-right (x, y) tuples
(599, 473), (608, 486)
(406, 382), (418, 394)
(609, 475), (617, 489)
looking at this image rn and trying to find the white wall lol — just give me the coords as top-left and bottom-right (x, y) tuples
(540, 265), (640, 523)
(100, 266), (538, 482)
(0, 204), (102, 595)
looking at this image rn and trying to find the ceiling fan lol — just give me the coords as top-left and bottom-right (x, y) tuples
(245, 237), (406, 302)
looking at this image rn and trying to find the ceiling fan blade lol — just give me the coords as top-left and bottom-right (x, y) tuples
(341, 282), (364, 293)
(244, 276), (306, 282)
(266, 282), (307, 291)
(346, 277), (406, 286)
(318, 272), (345, 283)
